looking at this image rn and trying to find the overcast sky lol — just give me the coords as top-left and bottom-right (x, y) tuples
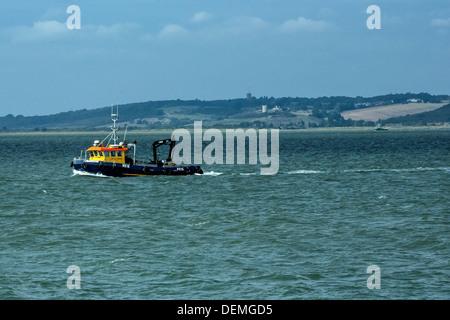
(0, 0), (449, 116)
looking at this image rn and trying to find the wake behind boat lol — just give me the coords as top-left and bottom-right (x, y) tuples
(70, 107), (203, 177)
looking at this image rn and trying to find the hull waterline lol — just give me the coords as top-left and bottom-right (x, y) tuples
(71, 159), (203, 177)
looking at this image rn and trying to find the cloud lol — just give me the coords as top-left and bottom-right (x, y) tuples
(158, 24), (188, 38)
(5, 20), (67, 43)
(88, 23), (140, 37)
(276, 17), (330, 33)
(431, 17), (450, 28)
(149, 14), (332, 42)
(218, 16), (271, 37)
(191, 11), (213, 23)
(2, 20), (143, 45)
(31, 20), (67, 36)
(2, 14), (334, 46)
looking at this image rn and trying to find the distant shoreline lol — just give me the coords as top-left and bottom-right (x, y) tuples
(1, 125), (449, 136)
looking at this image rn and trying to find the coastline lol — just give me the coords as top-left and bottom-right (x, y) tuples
(0, 125), (449, 136)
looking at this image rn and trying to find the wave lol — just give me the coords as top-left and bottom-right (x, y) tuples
(287, 167), (450, 175)
(109, 258), (125, 264)
(72, 169), (109, 178)
(287, 170), (327, 174)
(343, 167), (450, 174)
(201, 171), (224, 176)
(72, 167), (450, 178)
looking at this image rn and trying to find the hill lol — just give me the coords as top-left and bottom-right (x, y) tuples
(0, 93), (449, 131)
(380, 103), (450, 126)
(341, 102), (447, 122)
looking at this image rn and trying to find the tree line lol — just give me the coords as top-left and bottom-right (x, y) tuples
(0, 93), (448, 131)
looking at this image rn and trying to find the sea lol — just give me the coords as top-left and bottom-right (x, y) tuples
(0, 128), (448, 300)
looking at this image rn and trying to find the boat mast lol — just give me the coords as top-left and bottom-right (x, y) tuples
(111, 105), (119, 145)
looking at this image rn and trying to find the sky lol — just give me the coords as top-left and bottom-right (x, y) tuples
(0, 0), (449, 116)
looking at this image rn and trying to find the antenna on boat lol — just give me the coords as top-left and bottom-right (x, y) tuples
(111, 105), (119, 145)
(123, 125), (128, 143)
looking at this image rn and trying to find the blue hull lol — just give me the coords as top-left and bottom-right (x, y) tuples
(71, 159), (203, 177)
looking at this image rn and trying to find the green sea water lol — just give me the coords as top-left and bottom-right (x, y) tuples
(0, 129), (449, 299)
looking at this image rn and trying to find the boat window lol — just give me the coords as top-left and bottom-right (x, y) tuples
(117, 151), (123, 157)
(89, 151), (94, 158)
(104, 151), (110, 157)
(111, 151), (116, 157)
(94, 151), (99, 157)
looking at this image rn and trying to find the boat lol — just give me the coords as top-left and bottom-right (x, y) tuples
(374, 124), (388, 131)
(70, 107), (203, 176)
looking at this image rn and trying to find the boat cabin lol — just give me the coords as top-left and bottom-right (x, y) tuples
(87, 140), (130, 164)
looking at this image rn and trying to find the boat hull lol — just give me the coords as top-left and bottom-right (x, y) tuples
(71, 159), (203, 177)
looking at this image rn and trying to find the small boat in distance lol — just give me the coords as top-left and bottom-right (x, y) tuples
(71, 107), (203, 176)
(374, 123), (388, 131)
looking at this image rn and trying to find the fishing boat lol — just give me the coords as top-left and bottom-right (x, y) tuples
(70, 107), (203, 176)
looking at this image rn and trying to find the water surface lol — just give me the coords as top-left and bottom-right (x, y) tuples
(0, 129), (448, 299)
